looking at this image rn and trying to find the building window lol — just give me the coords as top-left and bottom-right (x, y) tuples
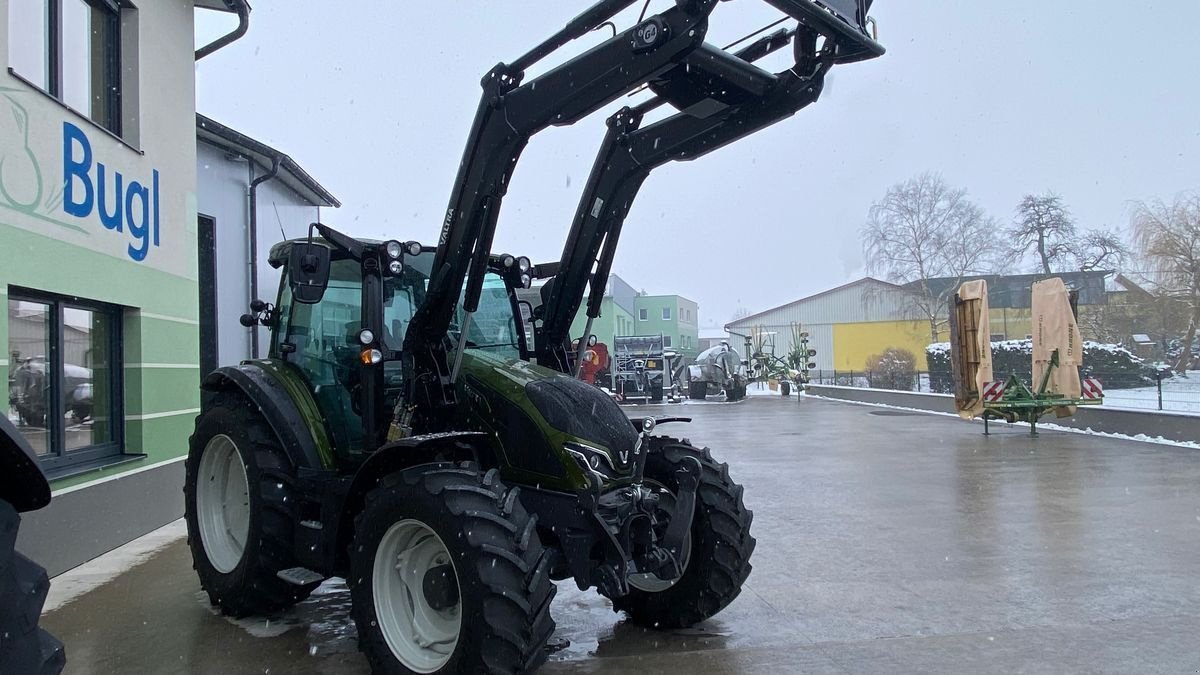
(7, 290), (123, 476)
(662, 307), (671, 321)
(8, 0), (124, 136)
(639, 308), (647, 321)
(663, 335), (672, 348)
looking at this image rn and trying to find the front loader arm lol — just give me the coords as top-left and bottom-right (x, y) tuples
(402, 0), (720, 423)
(537, 18), (868, 371)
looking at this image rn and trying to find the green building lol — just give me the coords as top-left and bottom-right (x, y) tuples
(567, 274), (700, 360)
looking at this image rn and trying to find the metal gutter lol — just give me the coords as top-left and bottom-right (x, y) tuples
(195, 0), (251, 61)
(248, 157), (281, 358)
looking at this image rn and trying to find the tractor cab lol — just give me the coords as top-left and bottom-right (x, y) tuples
(263, 234), (533, 459)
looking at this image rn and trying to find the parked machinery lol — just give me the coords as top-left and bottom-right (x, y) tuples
(688, 342), (748, 401)
(611, 334), (675, 402)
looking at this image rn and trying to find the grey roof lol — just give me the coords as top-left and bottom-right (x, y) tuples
(727, 277), (905, 327)
(908, 270), (1114, 309)
(196, 113), (341, 208)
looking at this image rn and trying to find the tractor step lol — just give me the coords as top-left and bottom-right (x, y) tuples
(276, 567), (324, 586)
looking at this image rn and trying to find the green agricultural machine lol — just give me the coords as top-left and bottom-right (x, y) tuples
(183, 2), (883, 673)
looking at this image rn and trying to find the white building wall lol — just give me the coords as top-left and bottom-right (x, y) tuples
(196, 141), (251, 365)
(196, 144), (321, 365)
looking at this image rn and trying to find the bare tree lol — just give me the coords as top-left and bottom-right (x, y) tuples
(862, 172), (1004, 341)
(730, 307), (753, 322)
(1009, 193), (1076, 273)
(1072, 229), (1129, 271)
(1009, 193), (1129, 273)
(1131, 193), (1200, 370)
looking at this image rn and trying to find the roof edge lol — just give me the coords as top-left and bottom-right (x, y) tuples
(197, 113), (340, 208)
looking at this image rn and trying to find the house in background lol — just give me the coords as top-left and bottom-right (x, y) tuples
(726, 270), (1121, 374)
(726, 278), (931, 371)
(196, 114), (340, 374)
(915, 270), (1112, 342)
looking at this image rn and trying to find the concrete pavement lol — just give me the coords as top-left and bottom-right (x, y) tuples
(40, 396), (1200, 673)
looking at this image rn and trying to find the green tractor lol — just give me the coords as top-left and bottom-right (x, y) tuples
(183, 2), (882, 673)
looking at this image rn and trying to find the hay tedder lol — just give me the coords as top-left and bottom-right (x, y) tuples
(948, 278), (1104, 435)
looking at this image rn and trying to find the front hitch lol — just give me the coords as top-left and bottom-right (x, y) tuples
(657, 455), (700, 574)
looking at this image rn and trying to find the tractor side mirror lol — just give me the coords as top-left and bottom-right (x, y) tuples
(288, 243), (331, 305)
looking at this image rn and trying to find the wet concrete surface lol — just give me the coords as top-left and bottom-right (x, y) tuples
(40, 397), (1200, 673)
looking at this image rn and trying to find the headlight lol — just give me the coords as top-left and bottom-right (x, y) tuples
(520, 273), (532, 289)
(385, 241), (403, 259)
(406, 241), (422, 256)
(565, 441), (620, 475)
(501, 254), (515, 268)
(387, 260), (403, 275)
(517, 256), (531, 273)
(358, 329), (375, 345)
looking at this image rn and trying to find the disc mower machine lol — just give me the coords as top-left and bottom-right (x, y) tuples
(184, 2), (883, 673)
(948, 278), (1104, 435)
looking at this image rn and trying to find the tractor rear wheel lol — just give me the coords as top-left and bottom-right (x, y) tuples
(350, 463), (556, 674)
(688, 380), (707, 400)
(0, 500), (65, 675)
(184, 393), (319, 617)
(612, 438), (755, 629)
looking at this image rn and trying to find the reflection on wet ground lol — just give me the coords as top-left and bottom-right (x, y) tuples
(41, 397), (1200, 673)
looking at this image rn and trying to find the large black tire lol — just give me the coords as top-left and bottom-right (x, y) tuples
(688, 380), (707, 400)
(350, 463), (556, 675)
(0, 500), (66, 675)
(650, 383), (664, 403)
(612, 438), (755, 629)
(725, 381), (747, 402)
(184, 392), (319, 617)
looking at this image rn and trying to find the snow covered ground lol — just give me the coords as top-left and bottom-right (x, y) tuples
(1099, 371), (1200, 414)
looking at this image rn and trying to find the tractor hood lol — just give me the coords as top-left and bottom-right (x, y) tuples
(458, 350), (639, 480)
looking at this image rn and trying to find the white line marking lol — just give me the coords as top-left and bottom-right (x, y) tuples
(126, 408), (201, 421)
(51, 455), (187, 497)
(140, 312), (200, 326)
(125, 363), (200, 369)
(44, 519), (187, 611)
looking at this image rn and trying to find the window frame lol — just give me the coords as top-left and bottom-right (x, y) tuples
(663, 335), (672, 348)
(7, 287), (125, 477)
(9, 0), (124, 136)
(662, 307), (672, 321)
(638, 308), (647, 321)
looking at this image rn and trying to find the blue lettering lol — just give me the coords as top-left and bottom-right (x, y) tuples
(63, 122), (93, 217)
(152, 170), (160, 247)
(97, 163), (123, 232)
(125, 181), (150, 261)
(60, 123), (163, 262)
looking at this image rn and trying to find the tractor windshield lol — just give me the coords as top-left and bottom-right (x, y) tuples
(274, 249), (522, 383)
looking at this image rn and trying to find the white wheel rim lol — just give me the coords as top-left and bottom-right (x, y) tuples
(628, 483), (693, 593)
(373, 519), (461, 673)
(196, 434), (250, 574)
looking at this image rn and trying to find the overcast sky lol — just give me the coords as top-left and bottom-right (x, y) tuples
(196, 1), (1200, 329)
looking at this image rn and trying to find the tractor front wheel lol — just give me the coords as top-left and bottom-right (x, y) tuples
(688, 380), (707, 400)
(612, 438), (755, 629)
(350, 463), (556, 674)
(184, 393), (319, 617)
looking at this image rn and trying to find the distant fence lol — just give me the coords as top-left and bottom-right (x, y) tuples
(807, 370), (1199, 415)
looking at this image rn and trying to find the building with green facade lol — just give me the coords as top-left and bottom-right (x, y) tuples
(566, 274), (701, 361)
(2, 0), (252, 575)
